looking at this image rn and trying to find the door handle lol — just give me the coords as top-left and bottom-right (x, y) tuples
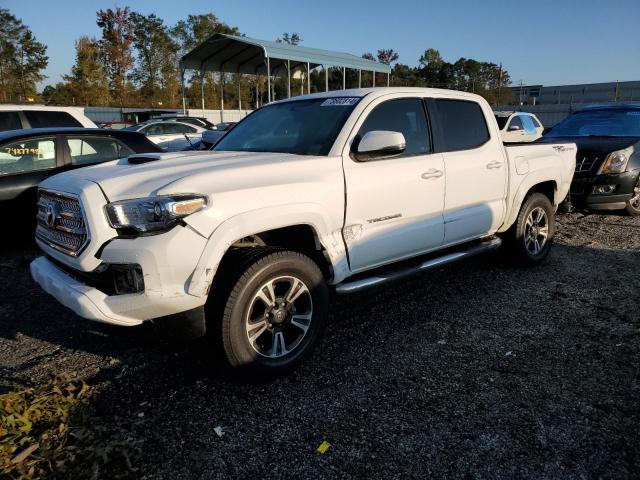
(486, 161), (503, 170)
(421, 169), (443, 180)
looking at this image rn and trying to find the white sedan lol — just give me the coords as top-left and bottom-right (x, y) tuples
(495, 112), (544, 143)
(125, 121), (205, 151)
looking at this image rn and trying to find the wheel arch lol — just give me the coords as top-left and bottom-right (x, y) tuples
(187, 206), (348, 298)
(499, 178), (558, 233)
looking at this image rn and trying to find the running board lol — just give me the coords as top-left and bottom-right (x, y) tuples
(335, 237), (502, 294)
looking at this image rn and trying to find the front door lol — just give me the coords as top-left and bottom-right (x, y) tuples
(343, 97), (445, 273)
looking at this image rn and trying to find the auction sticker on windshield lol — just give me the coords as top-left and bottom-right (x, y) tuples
(321, 97), (359, 106)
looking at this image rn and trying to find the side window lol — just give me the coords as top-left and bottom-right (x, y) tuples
(357, 98), (430, 156)
(0, 137), (57, 175)
(531, 116), (542, 128)
(434, 99), (489, 151)
(0, 112), (23, 131)
(144, 124), (164, 136)
(520, 115), (537, 134)
(24, 110), (82, 128)
(508, 115), (523, 130)
(66, 137), (134, 166)
(165, 123), (196, 134)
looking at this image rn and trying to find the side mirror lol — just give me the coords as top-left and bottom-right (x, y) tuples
(508, 124), (522, 132)
(355, 130), (406, 160)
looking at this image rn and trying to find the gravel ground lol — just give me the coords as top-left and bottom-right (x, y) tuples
(1, 212), (639, 479)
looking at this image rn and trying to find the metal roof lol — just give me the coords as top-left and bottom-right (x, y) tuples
(180, 33), (391, 74)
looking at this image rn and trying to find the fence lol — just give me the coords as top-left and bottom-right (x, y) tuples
(83, 107), (251, 124)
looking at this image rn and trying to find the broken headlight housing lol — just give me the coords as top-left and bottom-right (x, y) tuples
(105, 194), (208, 234)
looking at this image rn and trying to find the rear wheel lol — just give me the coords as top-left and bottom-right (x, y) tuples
(624, 175), (640, 216)
(504, 192), (555, 265)
(221, 250), (328, 374)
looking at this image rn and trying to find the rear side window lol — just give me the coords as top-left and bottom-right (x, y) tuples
(0, 137), (57, 175)
(531, 116), (542, 128)
(24, 110), (82, 128)
(0, 112), (23, 131)
(357, 98), (430, 156)
(520, 115), (537, 134)
(66, 136), (134, 166)
(434, 99), (489, 151)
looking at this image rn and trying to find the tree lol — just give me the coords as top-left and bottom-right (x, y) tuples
(172, 13), (241, 110)
(376, 49), (399, 65)
(63, 36), (110, 106)
(277, 32), (302, 45)
(96, 7), (135, 105)
(130, 12), (179, 106)
(41, 83), (74, 105)
(0, 8), (48, 102)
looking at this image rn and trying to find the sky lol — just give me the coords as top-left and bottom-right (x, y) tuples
(4, 0), (640, 89)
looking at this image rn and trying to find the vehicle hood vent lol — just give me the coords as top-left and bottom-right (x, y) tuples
(127, 154), (163, 165)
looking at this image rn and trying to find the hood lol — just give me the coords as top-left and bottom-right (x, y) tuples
(41, 150), (323, 201)
(537, 136), (640, 176)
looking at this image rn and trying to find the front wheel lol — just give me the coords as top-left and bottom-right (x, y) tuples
(504, 192), (555, 265)
(624, 175), (640, 216)
(221, 250), (328, 374)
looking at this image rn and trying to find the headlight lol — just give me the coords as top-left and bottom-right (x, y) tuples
(105, 194), (208, 233)
(599, 147), (633, 174)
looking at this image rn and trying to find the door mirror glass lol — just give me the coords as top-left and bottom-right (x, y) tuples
(356, 130), (406, 159)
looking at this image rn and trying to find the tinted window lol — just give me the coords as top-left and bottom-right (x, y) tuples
(509, 116), (523, 130)
(66, 137), (134, 166)
(164, 123), (196, 134)
(357, 98), (430, 156)
(24, 110), (82, 128)
(0, 137), (56, 175)
(546, 109), (640, 137)
(520, 115), (537, 134)
(435, 99), (490, 151)
(215, 98), (359, 156)
(143, 124), (165, 136)
(0, 112), (22, 131)
(495, 116), (509, 130)
(531, 116), (542, 128)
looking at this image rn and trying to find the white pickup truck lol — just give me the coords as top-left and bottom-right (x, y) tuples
(30, 88), (576, 374)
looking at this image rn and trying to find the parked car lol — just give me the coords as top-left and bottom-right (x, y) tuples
(215, 122), (237, 131)
(30, 88), (575, 374)
(159, 115), (216, 130)
(0, 128), (161, 228)
(0, 105), (96, 132)
(124, 120), (205, 151)
(494, 111), (544, 143)
(540, 103), (640, 215)
(98, 121), (134, 130)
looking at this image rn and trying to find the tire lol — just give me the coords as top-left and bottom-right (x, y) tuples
(220, 249), (328, 374)
(624, 175), (640, 216)
(504, 192), (555, 266)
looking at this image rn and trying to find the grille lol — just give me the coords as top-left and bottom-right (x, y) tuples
(575, 154), (599, 173)
(36, 190), (89, 256)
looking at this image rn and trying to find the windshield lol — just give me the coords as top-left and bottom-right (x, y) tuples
(213, 97), (360, 155)
(546, 109), (640, 137)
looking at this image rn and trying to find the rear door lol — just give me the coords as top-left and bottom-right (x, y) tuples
(429, 97), (507, 245)
(342, 96), (445, 272)
(503, 115), (525, 142)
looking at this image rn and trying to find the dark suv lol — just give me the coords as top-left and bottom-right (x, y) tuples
(540, 103), (640, 215)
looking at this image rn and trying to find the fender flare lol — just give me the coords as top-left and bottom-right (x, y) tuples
(499, 173), (559, 233)
(187, 203), (348, 297)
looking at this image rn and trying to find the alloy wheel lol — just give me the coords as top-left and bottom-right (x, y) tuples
(524, 207), (549, 255)
(245, 275), (313, 358)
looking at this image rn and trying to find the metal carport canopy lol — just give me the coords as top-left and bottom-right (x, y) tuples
(180, 33), (391, 74)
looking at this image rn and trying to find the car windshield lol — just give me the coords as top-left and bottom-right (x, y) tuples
(546, 109), (640, 137)
(213, 97), (360, 156)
